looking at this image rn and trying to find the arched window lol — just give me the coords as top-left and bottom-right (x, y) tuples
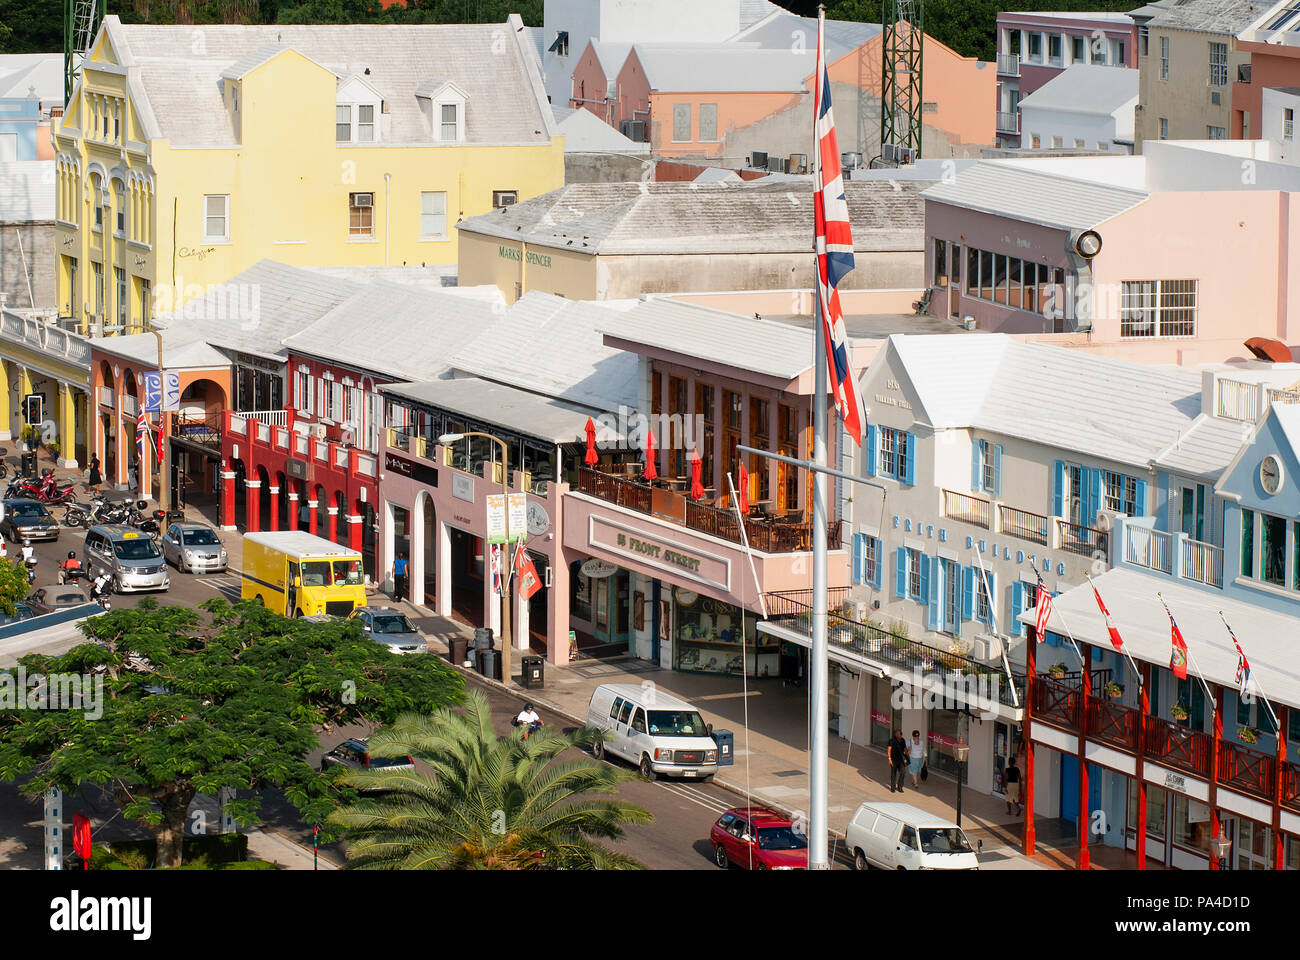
(89, 173), (103, 231)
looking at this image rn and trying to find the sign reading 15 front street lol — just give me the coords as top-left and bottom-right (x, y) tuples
(486, 493), (528, 544)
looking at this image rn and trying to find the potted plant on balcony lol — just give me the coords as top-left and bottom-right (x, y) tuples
(1103, 681), (1124, 699)
(1170, 703), (1190, 722)
(1047, 662), (1067, 680)
(1238, 726), (1259, 745)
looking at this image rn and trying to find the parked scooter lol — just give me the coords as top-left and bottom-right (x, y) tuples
(60, 501), (89, 528)
(0, 447), (9, 479)
(37, 471), (77, 505)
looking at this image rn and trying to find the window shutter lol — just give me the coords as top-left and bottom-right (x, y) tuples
(894, 547), (907, 598)
(1053, 460), (1065, 517)
(902, 433), (916, 485)
(917, 552), (929, 604)
(925, 556), (939, 629)
(1133, 477), (1147, 516)
(983, 570), (996, 625)
(852, 534), (865, 585)
(872, 538), (883, 590)
(864, 424), (877, 476)
(1156, 471), (1169, 529)
(1010, 580), (1024, 638)
(961, 566), (974, 620)
(971, 439), (983, 491)
(1087, 468), (1103, 525)
(991, 445), (1003, 498)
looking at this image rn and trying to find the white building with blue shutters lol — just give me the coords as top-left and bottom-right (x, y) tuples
(830, 333), (1295, 799)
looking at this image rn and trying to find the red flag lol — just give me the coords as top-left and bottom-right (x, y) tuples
(156, 414), (165, 464)
(643, 429), (658, 481)
(689, 451), (704, 500)
(514, 539), (541, 601)
(1090, 581), (1124, 651)
(72, 813), (92, 868)
(738, 462), (750, 514)
(1033, 570), (1053, 642)
(1166, 605), (1188, 680)
(583, 417), (598, 467)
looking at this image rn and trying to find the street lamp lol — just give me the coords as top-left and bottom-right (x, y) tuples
(1210, 828), (1231, 871)
(439, 431), (515, 685)
(953, 740), (970, 828)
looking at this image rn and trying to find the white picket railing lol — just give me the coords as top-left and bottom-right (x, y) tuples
(1125, 526), (1173, 574)
(1181, 538), (1224, 588)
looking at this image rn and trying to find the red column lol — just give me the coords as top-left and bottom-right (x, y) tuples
(220, 466), (236, 529)
(307, 496), (319, 536)
(1274, 705), (1288, 870)
(1209, 685), (1223, 870)
(245, 480), (261, 533)
(1078, 645), (1092, 871)
(1024, 625), (1037, 857)
(1136, 662), (1150, 869)
(327, 506), (338, 543)
(348, 513), (362, 551)
(268, 484), (279, 531)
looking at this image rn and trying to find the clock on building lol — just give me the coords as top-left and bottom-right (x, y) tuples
(526, 501), (550, 536)
(1260, 454), (1283, 495)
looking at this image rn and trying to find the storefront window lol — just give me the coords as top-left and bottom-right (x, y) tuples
(673, 592), (773, 676)
(1287, 835), (1299, 871)
(1171, 795), (1211, 853)
(926, 709), (969, 779)
(1126, 781), (1168, 840)
(570, 562), (591, 621)
(870, 676), (897, 748)
(695, 382), (715, 486)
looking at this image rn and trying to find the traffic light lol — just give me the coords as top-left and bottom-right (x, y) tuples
(23, 394), (43, 425)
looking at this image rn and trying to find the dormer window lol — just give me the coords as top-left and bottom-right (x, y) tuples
(336, 75), (384, 145)
(358, 104), (375, 142)
(440, 103), (459, 141)
(336, 105), (351, 142)
(416, 79), (468, 143)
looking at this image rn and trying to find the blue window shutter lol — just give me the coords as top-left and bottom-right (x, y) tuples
(1087, 468), (1103, 525)
(1011, 580), (1024, 637)
(903, 432), (917, 485)
(872, 538), (883, 590)
(961, 566), (974, 620)
(991, 445), (1003, 498)
(852, 534), (864, 584)
(925, 556), (940, 628)
(972, 440), (983, 491)
(1156, 472), (1169, 529)
(865, 424), (878, 476)
(894, 547), (907, 598)
(984, 570), (996, 625)
(1053, 460), (1065, 517)
(917, 552), (930, 603)
(1133, 477), (1147, 517)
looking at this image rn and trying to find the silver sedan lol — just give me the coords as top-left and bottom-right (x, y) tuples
(160, 522), (228, 574)
(349, 607), (428, 654)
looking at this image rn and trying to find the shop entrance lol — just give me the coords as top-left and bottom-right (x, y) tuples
(101, 412), (116, 482)
(869, 675), (900, 750)
(359, 501), (377, 583)
(449, 526), (485, 627)
(419, 493), (436, 603)
(591, 569), (630, 649)
(1060, 755), (1103, 825)
(527, 551), (548, 654)
(672, 591), (772, 676)
(992, 720), (1022, 796)
(1233, 818), (1274, 871)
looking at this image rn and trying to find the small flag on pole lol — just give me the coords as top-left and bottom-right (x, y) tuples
(1166, 604), (1188, 680)
(156, 414), (165, 464)
(1089, 579), (1125, 651)
(1032, 569), (1053, 642)
(514, 538), (541, 602)
(136, 410), (150, 464)
(1223, 616), (1251, 698)
(490, 544), (502, 595)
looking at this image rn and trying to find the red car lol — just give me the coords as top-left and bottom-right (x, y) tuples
(710, 806), (808, 870)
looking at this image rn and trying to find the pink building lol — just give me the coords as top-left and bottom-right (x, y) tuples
(920, 141), (1300, 365)
(995, 11), (1138, 147)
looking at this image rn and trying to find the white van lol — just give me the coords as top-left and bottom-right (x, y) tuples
(844, 801), (980, 871)
(586, 683), (719, 781)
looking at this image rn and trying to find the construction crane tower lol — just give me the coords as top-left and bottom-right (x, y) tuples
(879, 0), (923, 167)
(64, 0), (101, 105)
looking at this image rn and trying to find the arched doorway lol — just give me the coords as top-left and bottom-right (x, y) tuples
(99, 362), (116, 482)
(255, 465), (271, 532)
(333, 490), (348, 545)
(418, 491), (437, 609)
(313, 484), (327, 538)
(122, 369), (139, 488)
(231, 460), (247, 530)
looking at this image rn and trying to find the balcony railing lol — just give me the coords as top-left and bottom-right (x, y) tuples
(1085, 693), (1138, 752)
(577, 467), (841, 553)
(233, 409), (289, 428)
(1216, 378), (1262, 422)
(1125, 526), (1173, 574)
(996, 110), (1021, 134)
(172, 413), (222, 450)
(1057, 518), (1108, 559)
(1144, 715), (1212, 779)
(1182, 538), (1223, 588)
(997, 52), (1020, 76)
(1217, 740), (1275, 800)
(97, 385), (114, 409)
(121, 394), (139, 418)
(942, 489), (990, 528)
(765, 590), (1024, 707)
(1283, 762), (1300, 813)
(1032, 677), (1081, 730)
(999, 504), (1049, 545)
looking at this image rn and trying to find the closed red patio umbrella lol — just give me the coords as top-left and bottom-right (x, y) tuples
(644, 429), (658, 480)
(584, 417), (598, 466)
(690, 450), (704, 500)
(738, 462), (750, 514)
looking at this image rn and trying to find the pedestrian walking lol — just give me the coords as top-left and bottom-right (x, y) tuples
(87, 455), (102, 497)
(392, 552), (409, 603)
(1004, 757), (1023, 816)
(907, 729), (926, 788)
(887, 728), (908, 793)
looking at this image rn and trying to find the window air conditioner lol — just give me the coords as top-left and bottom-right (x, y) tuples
(353, 193), (373, 208)
(972, 635), (1003, 661)
(310, 423), (328, 440)
(788, 153), (807, 174)
(749, 150), (768, 170)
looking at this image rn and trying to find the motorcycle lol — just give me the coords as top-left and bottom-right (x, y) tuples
(24, 555), (38, 585)
(7, 475), (41, 500)
(36, 472), (77, 505)
(0, 447), (8, 479)
(89, 573), (113, 610)
(61, 501), (89, 528)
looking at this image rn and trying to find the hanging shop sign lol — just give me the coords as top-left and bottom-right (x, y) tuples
(674, 589), (698, 606)
(580, 559), (619, 579)
(385, 451), (439, 487)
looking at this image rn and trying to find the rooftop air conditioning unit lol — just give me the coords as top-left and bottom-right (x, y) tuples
(620, 119), (645, 142)
(971, 634), (1003, 661)
(788, 153), (807, 174)
(310, 423), (328, 440)
(749, 150), (769, 170)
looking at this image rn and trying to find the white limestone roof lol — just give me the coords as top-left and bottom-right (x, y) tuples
(282, 282), (502, 383)
(694, 167), (742, 182)
(884, 334), (1205, 470)
(302, 263), (460, 291)
(553, 106), (650, 154)
(1018, 64), (1139, 116)
(107, 17), (553, 147)
(90, 325), (228, 369)
(631, 43), (814, 93)
(0, 54), (64, 105)
(447, 291), (640, 411)
(0, 161), (54, 222)
(1136, 0), (1273, 33)
(1003, 11), (1135, 23)
(920, 161), (1149, 231)
(590, 41), (633, 76)
(1153, 414), (1254, 480)
(729, 11), (883, 61)
(380, 377), (604, 445)
(599, 298), (817, 380)
(1022, 566), (1300, 710)
(740, 0), (787, 29)
(457, 179), (927, 255)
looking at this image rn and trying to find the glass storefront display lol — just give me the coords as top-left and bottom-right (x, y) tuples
(870, 676), (897, 748)
(926, 709), (970, 779)
(992, 721), (1021, 795)
(1171, 795), (1212, 854)
(1126, 781), (1168, 843)
(672, 590), (775, 676)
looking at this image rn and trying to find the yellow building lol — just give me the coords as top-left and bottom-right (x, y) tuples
(51, 15), (564, 331)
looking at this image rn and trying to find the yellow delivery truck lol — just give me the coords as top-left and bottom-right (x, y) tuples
(240, 531), (367, 618)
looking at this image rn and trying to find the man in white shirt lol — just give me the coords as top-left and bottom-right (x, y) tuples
(515, 702), (542, 739)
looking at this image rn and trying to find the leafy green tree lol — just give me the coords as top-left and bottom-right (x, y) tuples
(0, 558), (29, 618)
(0, 598), (463, 867)
(329, 690), (652, 869)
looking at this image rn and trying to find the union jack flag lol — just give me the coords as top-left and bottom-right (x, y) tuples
(136, 409), (150, 465)
(812, 14), (864, 446)
(1224, 616), (1251, 698)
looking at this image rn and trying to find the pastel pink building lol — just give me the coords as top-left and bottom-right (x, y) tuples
(920, 141), (1300, 365)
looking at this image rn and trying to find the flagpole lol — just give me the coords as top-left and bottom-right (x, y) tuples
(1022, 562), (1086, 668)
(1085, 573), (1144, 689)
(973, 550), (1018, 709)
(1157, 593), (1217, 717)
(1219, 610), (1280, 729)
(725, 471), (768, 620)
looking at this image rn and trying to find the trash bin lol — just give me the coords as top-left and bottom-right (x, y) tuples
(711, 729), (735, 766)
(449, 636), (469, 666)
(479, 648), (498, 681)
(520, 655), (544, 689)
(20, 451), (36, 477)
(473, 627), (494, 650)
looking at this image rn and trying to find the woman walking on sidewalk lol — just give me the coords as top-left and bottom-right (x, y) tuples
(87, 456), (102, 497)
(907, 730), (926, 789)
(1004, 757), (1023, 816)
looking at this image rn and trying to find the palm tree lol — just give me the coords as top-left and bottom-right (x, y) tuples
(327, 691), (652, 869)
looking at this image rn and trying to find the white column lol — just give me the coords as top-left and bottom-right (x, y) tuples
(382, 500), (396, 595)
(438, 520), (452, 617)
(411, 496), (426, 608)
